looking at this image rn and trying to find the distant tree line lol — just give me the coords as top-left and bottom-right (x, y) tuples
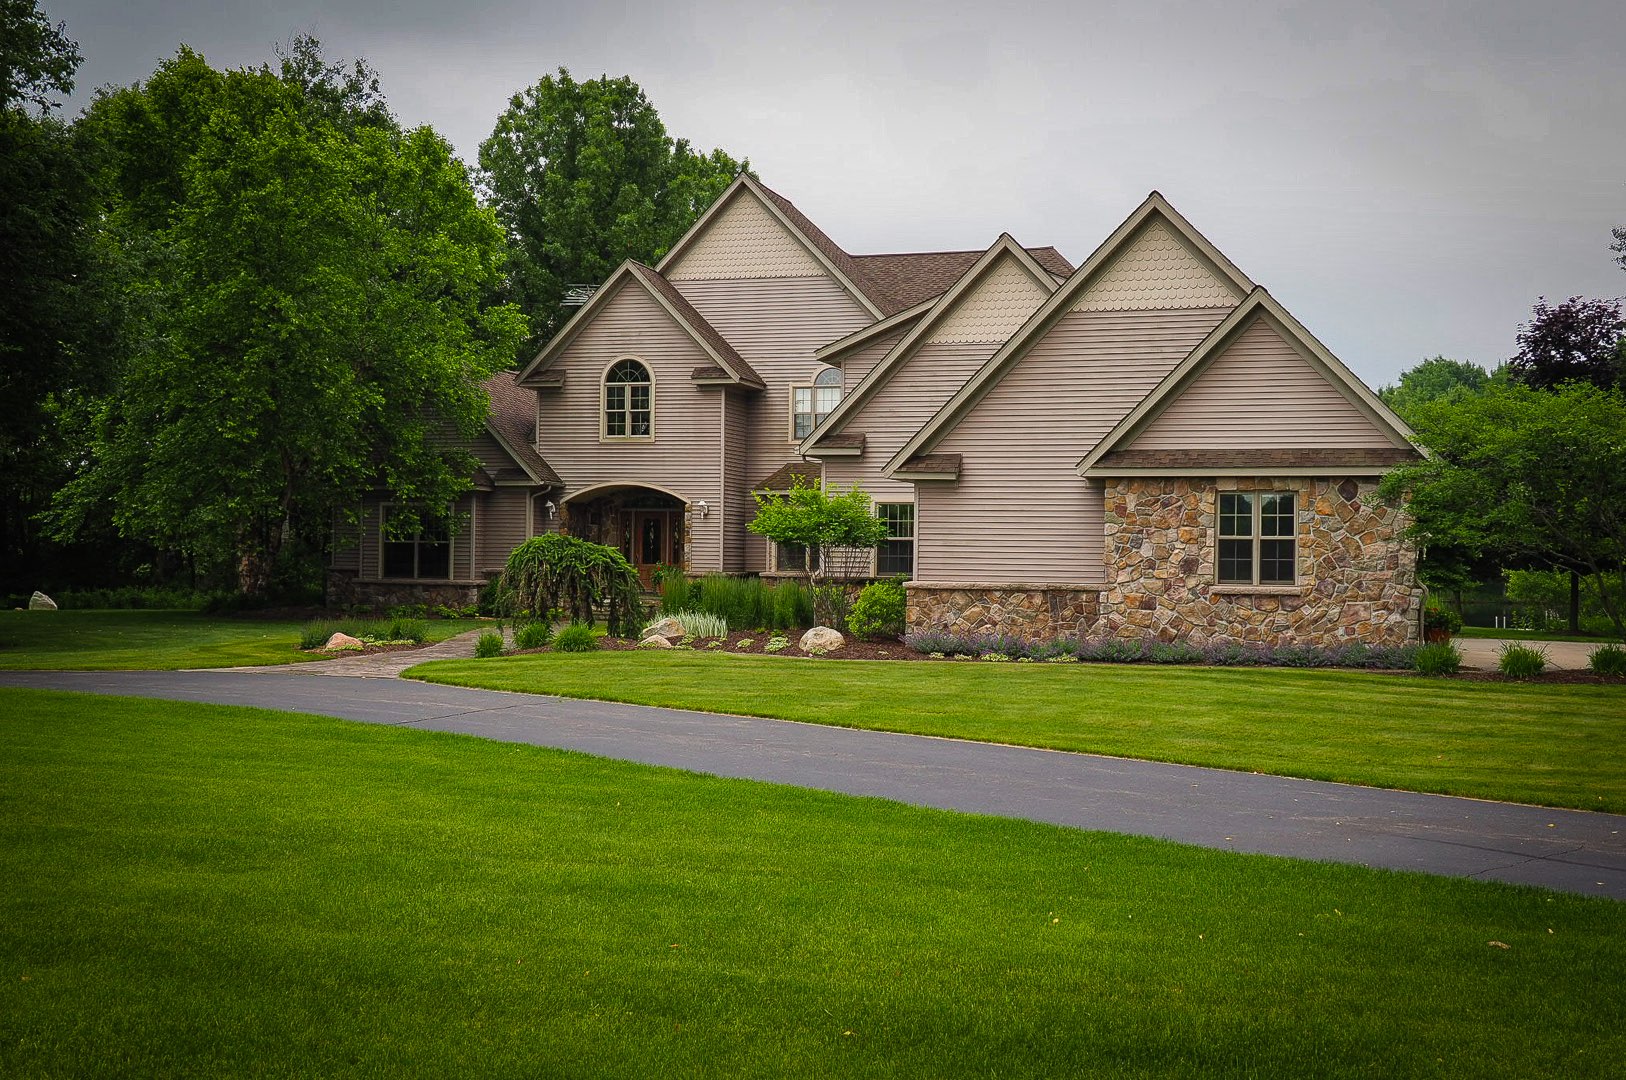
(0, 0), (747, 602)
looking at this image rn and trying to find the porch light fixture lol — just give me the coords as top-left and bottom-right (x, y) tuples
(695, 501), (709, 518)
(543, 499), (557, 519)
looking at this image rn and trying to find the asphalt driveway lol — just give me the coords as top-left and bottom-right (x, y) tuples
(2, 667), (1622, 900)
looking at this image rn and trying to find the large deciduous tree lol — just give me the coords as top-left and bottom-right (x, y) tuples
(1508, 296), (1625, 391)
(51, 42), (527, 598)
(478, 69), (747, 356)
(1379, 383), (1626, 640)
(1377, 356), (1494, 425)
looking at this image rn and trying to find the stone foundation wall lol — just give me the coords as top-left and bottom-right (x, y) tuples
(1100, 477), (1422, 646)
(325, 570), (483, 613)
(906, 584), (1101, 640)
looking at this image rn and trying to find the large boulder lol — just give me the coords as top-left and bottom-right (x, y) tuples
(638, 634), (676, 649)
(322, 632), (364, 651)
(799, 626), (845, 652)
(643, 616), (686, 639)
(28, 591), (57, 610)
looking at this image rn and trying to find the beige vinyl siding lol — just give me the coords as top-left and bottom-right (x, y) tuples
(920, 308), (1230, 583)
(923, 255), (1051, 344)
(476, 488), (532, 574)
(535, 280), (727, 572)
(840, 329), (907, 389)
(1125, 315), (1399, 450)
(825, 341), (999, 502)
(665, 191), (824, 281)
(674, 275), (871, 540)
(1072, 219), (1241, 312)
(722, 388), (752, 571)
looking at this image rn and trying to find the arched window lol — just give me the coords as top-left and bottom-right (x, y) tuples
(791, 367), (843, 439)
(604, 359), (652, 438)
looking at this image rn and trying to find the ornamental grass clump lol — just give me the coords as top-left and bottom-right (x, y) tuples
(500, 534), (645, 638)
(1413, 641), (1463, 676)
(657, 610), (727, 639)
(514, 622), (553, 650)
(474, 631), (504, 658)
(552, 623), (599, 653)
(1497, 642), (1548, 680)
(385, 617), (428, 644)
(1588, 643), (1626, 676)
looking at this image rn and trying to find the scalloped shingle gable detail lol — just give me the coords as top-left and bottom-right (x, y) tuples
(665, 193), (825, 281)
(1071, 219), (1241, 311)
(923, 254), (1053, 345)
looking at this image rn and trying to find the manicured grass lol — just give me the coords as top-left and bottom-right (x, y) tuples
(0, 609), (485, 670)
(1460, 626), (1624, 643)
(411, 652), (1626, 812)
(2, 688), (1621, 1078)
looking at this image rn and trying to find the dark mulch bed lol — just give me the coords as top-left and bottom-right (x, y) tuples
(596, 630), (923, 660)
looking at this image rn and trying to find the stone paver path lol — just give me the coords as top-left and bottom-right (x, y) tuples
(238, 628), (501, 678)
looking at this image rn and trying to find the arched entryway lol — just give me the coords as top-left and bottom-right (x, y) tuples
(561, 484), (688, 588)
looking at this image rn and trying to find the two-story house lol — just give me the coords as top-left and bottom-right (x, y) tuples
(330, 175), (1423, 645)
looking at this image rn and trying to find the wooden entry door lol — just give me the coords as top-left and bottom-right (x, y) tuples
(630, 510), (671, 589)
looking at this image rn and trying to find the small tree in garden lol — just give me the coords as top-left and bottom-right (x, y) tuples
(748, 478), (888, 625)
(499, 533), (645, 637)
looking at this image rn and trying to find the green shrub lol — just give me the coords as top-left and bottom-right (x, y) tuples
(54, 586), (218, 611)
(1422, 601), (1463, 638)
(1413, 641), (1463, 675)
(846, 578), (906, 640)
(514, 622), (553, 650)
(657, 610), (728, 639)
(474, 631), (505, 658)
(1498, 642), (1548, 680)
(501, 534), (645, 637)
(389, 603), (428, 618)
(552, 623), (599, 653)
(385, 617), (428, 644)
(1588, 643), (1626, 676)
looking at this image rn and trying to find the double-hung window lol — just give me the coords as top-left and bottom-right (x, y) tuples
(1217, 492), (1296, 586)
(604, 359), (652, 438)
(876, 503), (914, 577)
(775, 542), (820, 574)
(791, 368), (843, 439)
(382, 507), (452, 580)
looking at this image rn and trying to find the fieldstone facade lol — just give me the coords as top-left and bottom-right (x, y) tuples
(906, 585), (1100, 639)
(1099, 477), (1421, 646)
(325, 569), (482, 613)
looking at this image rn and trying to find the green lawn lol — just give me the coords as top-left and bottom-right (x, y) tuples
(1459, 626), (1624, 644)
(0, 609), (484, 670)
(411, 652), (1626, 812)
(2, 688), (1620, 1078)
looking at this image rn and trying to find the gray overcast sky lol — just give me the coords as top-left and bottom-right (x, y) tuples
(49, 0), (1626, 387)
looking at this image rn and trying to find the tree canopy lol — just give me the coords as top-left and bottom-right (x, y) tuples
(1508, 295), (1625, 391)
(1377, 356), (1494, 424)
(478, 69), (748, 357)
(50, 41), (526, 597)
(0, 0), (79, 112)
(1379, 382), (1626, 639)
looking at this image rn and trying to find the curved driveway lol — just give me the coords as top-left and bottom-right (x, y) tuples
(2, 667), (1622, 900)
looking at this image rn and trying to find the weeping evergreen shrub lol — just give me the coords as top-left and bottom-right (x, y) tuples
(500, 534), (646, 638)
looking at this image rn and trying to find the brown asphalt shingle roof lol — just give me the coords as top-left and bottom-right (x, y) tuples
(754, 179), (1072, 316)
(751, 460), (823, 492)
(481, 371), (562, 486)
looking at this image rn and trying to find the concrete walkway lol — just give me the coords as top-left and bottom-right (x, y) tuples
(253, 628), (500, 678)
(1454, 635), (1602, 672)
(2, 667), (1622, 901)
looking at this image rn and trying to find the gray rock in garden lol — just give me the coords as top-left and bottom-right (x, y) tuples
(799, 626), (845, 652)
(322, 632), (364, 651)
(28, 591), (57, 610)
(643, 616), (686, 639)
(638, 635), (676, 649)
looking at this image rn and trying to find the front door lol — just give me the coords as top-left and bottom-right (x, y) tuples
(631, 510), (669, 589)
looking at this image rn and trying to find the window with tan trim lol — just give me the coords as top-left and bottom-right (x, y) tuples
(876, 503), (914, 577)
(604, 358), (652, 438)
(1217, 492), (1296, 585)
(790, 367), (843, 439)
(381, 505), (452, 580)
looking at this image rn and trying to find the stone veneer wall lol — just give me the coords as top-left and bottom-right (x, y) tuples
(325, 569), (483, 613)
(1099, 477), (1421, 646)
(906, 585), (1100, 640)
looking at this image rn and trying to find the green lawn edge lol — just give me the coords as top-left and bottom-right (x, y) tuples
(408, 651), (1626, 813)
(0, 609), (486, 670)
(3, 686), (1621, 1079)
